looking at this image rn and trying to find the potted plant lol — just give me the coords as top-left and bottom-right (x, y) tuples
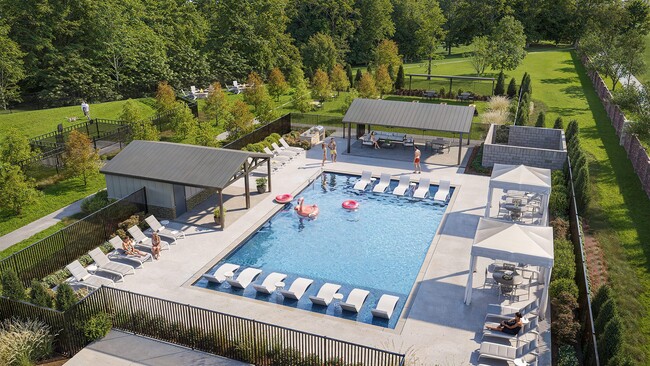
(213, 207), (226, 224)
(256, 177), (268, 193)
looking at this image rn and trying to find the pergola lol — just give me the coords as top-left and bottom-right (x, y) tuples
(464, 218), (554, 319)
(485, 164), (552, 225)
(341, 99), (475, 165)
(101, 140), (273, 228)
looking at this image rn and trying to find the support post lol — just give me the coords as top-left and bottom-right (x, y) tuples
(409, 75), (412, 90)
(449, 78), (453, 94)
(457, 132), (463, 165)
(219, 190), (225, 228)
(244, 171), (250, 209)
(267, 159), (272, 192)
(346, 123), (352, 153)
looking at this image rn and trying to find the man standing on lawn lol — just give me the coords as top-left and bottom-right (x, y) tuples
(81, 101), (90, 120)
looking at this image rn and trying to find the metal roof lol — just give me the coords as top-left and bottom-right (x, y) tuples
(100, 141), (272, 189)
(342, 99), (474, 134)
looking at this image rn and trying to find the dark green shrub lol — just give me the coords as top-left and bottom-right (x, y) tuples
(552, 247), (576, 281)
(494, 71), (505, 96)
(568, 137), (583, 163)
(552, 170), (567, 187)
(300, 354), (323, 366)
(549, 190), (569, 218)
(354, 69), (362, 86)
(550, 278), (579, 299)
(270, 133), (281, 142)
(395, 65), (405, 90)
(325, 357), (344, 366)
(55, 283), (77, 311)
(574, 165), (590, 212)
(595, 299), (617, 334)
(81, 190), (113, 215)
(551, 291), (580, 345)
(439, 87), (446, 98)
(494, 125), (509, 144)
(566, 120), (579, 143)
(535, 111), (546, 127)
(572, 149), (587, 174)
(558, 344), (579, 366)
(554, 116), (564, 129)
(30, 280), (53, 308)
(551, 218), (570, 240)
(598, 315), (623, 365)
(554, 237), (573, 252)
(507, 77), (517, 98)
(1, 269), (26, 301)
(268, 345), (303, 366)
(592, 285), (613, 320)
(606, 352), (635, 366)
(83, 312), (112, 341)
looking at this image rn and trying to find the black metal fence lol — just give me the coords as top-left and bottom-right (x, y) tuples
(223, 114), (292, 150)
(0, 189), (148, 287)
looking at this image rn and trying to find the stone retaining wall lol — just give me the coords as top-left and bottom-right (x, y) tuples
(508, 125), (564, 150)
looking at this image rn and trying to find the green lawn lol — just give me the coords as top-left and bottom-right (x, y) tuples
(0, 98), (156, 139)
(0, 220), (70, 259)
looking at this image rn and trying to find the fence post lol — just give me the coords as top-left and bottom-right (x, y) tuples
(92, 137), (97, 150)
(85, 122), (90, 136)
(128, 291), (136, 335)
(95, 120), (100, 137)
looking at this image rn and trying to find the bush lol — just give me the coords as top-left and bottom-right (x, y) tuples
(80, 190), (113, 215)
(551, 291), (580, 345)
(554, 116), (564, 130)
(29, 280), (52, 308)
(552, 170), (567, 187)
(558, 344), (579, 366)
(300, 354), (323, 366)
(507, 77), (517, 98)
(55, 283), (77, 311)
(494, 125), (509, 144)
(592, 285), (613, 320)
(598, 315), (623, 365)
(494, 71), (505, 96)
(549, 190), (569, 218)
(566, 120), (579, 143)
(268, 345), (303, 366)
(83, 312), (112, 342)
(551, 217), (570, 240)
(550, 278), (579, 299)
(439, 87), (446, 98)
(1, 269), (25, 301)
(574, 165), (590, 212)
(553, 247), (576, 281)
(0, 319), (54, 366)
(594, 298), (617, 334)
(535, 111), (546, 127)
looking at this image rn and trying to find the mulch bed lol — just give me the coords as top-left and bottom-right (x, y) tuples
(582, 221), (608, 290)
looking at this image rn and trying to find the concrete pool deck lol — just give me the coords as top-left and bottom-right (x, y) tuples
(111, 138), (551, 365)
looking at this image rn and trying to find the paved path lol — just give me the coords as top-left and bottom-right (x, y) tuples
(0, 192), (96, 251)
(65, 330), (250, 366)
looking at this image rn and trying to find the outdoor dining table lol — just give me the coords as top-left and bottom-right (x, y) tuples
(493, 271), (524, 293)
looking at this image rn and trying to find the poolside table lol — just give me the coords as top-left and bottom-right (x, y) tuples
(493, 271), (523, 294)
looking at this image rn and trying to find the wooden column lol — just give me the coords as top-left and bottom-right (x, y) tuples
(244, 170), (250, 209)
(457, 132), (463, 165)
(267, 158), (272, 192)
(346, 123), (352, 153)
(219, 189), (225, 228)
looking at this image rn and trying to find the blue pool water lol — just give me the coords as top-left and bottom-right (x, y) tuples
(194, 172), (451, 328)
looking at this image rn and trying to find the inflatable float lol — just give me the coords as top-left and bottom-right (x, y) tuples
(275, 193), (293, 204)
(295, 197), (319, 218)
(342, 200), (359, 210)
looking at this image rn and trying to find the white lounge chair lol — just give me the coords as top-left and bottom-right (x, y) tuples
(479, 338), (538, 363)
(279, 278), (313, 300)
(128, 226), (172, 250)
(483, 316), (538, 342)
(272, 142), (300, 156)
(145, 215), (185, 240)
(309, 283), (341, 306)
(226, 268), (262, 289)
(353, 171), (373, 190)
(201, 263), (240, 284)
(371, 294), (399, 319)
(108, 236), (152, 267)
(392, 175), (411, 196)
(339, 289), (370, 313)
(372, 173), (391, 193)
(433, 180), (451, 202)
(190, 85), (198, 95)
(66, 260), (114, 289)
(413, 178), (431, 198)
(252, 272), (288, 294)
(263, 147), (291, 162)
(485, 299), (539, 322)
(279, 138), (304, 152)
(88, 248), (135, 280)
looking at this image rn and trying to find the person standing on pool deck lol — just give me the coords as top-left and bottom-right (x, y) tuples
(413, 145), (421, 173)
(328, 137), (337, 163)
(321, 142), (327, 167)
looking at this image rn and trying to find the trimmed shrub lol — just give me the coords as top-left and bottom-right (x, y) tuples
(554, 116), (564, 130)
(80, 190), (113, 215)
(551, 217), (570, 240)
(0, 319), (54, 366)
(549, 189), (569, 219)
(553, 247), (577, 281)
(565, 120), (579, 143)
(83, 312), (112, 342)
(595, 299), (617, 334)
(598, 315), (623, 365)
(439, 87), (446, 98)
(494, 71), (505, 96)
(29, 280), (53, 308)
(558, 344), (579, 366)
(300, 354), (323, 366)
(268, 345), (303, 366)
(535, 111), (546, 127)
(550, 278), (579, 299)
(55, 283), (77, 311)
(1, 269), (25, 301)
(574, 165), (590, 212)
(592, 285), (613, 320)
(552, 170), (567, 187)
(572, 149), (587, 174)
(551, 291), (580, 345)
(507, 77), (517, 98)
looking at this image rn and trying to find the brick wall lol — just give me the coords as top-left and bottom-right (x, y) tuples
(508, 125), (564, 150)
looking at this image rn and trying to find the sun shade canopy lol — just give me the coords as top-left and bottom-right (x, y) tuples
(489, 164), (552, 195)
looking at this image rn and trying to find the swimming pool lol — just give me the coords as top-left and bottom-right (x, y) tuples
(194, 172), (451, 328)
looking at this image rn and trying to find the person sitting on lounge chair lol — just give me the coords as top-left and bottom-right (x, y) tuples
(371, 132), (380, 149)
(485, 312), (523, 335)
(151, 232), (162, 260)
(123, 237), (148, 257)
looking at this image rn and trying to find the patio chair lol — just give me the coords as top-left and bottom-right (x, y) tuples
(339, 288), (370, 313)
(201, 263), (240, 284)
(392, 175), (411, 196)
(402, 138), (414, 148)
(252, 272), (288, 295)
(108, 236), (152, 267)
(372, 173), (391, 193)
(128, 226), (171, 250)
(413, 178), (431, 199)
(272, 142), (300, 157)
(485, 299), (539, 323)
(145, 215), (185, 241)
(190, 86), (198, 95)
(263, 147), (291, 161)
(478, 338), (538, 363)
(227, 81), (242, 94)
(371, 294), (400, 319)
(433, 180), (451, 202)
(432, 137), (450, 152)
(226, 268), (262, 289)
(361, 135), (374, 147)
(353, 171), (373, 190)
(88, 248), (135, 280)
(280, 278), (313, 300)
(279, 138), (304, 152)
(66, 260), (115, 289)
(309, 283), (341, 306)
(483, 316), (539, 343)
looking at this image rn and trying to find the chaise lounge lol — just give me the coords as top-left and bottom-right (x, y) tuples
(309, 283), (341, 306)
(372, 173), (391, 193)
(279, 277), (314, 300)
(128, 226), (172, 250)
(353, 171), (373, 190)
(88, 248), (136, 280)
(433, 180), (451, 202)
(371, 294), (400, 319)
(339, 288), (370, 313)
(392, 175), (411, 196)
(66, 260), (115, 289)
(252, 272), (288, 294)
(226, 268), (262, 289)
(413, 178), (431, 198)
(202, 263), (241, 284)
(145, 215), (185, 241)
(108, 236), (152, 267)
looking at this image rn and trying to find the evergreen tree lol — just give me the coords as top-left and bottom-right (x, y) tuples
(346, 64), (354, 89)
(395, 65), (405, 90)
(575, 164), (590, 212)
(354, 69), (363, 87)
(535, 112), (546, 127)
(507, 78), (517, 98)
(494, 71), (505, 96)
(553, 117), (564, 130)
(30, 280), (52, 308)
(566, 120), (579, 142)
(592, 285), (613, 320)
(1, 269), (25, 301)
(55, 283), (77, 311)
(598, 315), (623, 365)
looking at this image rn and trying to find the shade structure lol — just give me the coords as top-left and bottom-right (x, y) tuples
(464, 218), (554, 319)
(484, 164), (552, 225)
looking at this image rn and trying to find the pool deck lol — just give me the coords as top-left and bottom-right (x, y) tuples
(111, 138), (551, 365)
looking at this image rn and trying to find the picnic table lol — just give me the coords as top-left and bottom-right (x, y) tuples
(457, 92), (473, 101)
(423, 90), (438, 99)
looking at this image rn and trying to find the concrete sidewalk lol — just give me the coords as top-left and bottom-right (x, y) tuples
(65, 330), (250, 366)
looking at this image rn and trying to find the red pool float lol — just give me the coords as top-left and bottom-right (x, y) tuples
(342, 200), (359, 210)
(275, 193), (293, 204)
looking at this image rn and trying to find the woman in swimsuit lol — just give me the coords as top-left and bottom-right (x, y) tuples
(485, 312), (524, 335)
(122, 237), (147, 257)
(321, 142), (327, 167)
(151, 232), (162, 260)
(413, 146), (421, 174)
(371, 132), (380, 149)
(328, 138), (337, 163)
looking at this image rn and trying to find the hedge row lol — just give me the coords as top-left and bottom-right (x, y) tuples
(565, 120), (590, 212)
(242, 132), (311, 153)
(589, 285), (632, 365)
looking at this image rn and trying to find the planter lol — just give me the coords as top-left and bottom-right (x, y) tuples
(257, 185), (267, 194)
(213, 215), (221, 224)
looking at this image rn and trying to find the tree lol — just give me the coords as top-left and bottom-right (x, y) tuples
(488, 16), (527, 71)
(30, 280), (52, 308)
(292, 79), (312, 113)
(226, 100), (255, 139)
(0, 128), (33, 166)
(244, 72), (277, 123)
(575, 163), (590, 212)
(565, 120), (579, 148)
(0, 24), (25, 110)
(268, 68), (289, 101)
(507, 78), (517, 99)
(469, 36), (490, 76)
(350, 0), (395, 64)
(330, 64), (350, 96)
(346, 64), (354, 88)
(203, 83), (230, 126)
(535, 112), (546, 127)
(554, 117), (564, 130)
(156, 81), (177, 113)
(195, 122), (219, 147)
(494, 71), (505, 96)
(301, 33), (339, 77)
(395, 64), (405, 90)
(169, 102), (198, 140)
(354, 69), (363, 87)
(288, 64), (305, 89)
(373, 39), (401, 73)
(1, 269), (25, 301)
(120, 100), (159, 141)
(63, 130), (100, 186)
(375, 65), (393, 97)
(415, 0), (447, 77)
(599, 315), (623, 365)
(311, 69), (332, 103)
(55, 283), (77, 311)
(0, 164), (40, 214)
(358, 72), (378, 99)
(342, 88), (359, 114)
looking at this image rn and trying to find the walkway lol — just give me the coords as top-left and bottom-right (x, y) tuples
(65, 330), (250, 366)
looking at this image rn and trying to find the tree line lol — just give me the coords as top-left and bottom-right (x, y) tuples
(0, 0), (646, 109)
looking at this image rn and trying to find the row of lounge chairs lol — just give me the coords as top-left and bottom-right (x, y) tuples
(261, 138), (305, 171)
(354, 170), (451, 202)
(477, 299), (540, 365)
(203, 263), (401, 320)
